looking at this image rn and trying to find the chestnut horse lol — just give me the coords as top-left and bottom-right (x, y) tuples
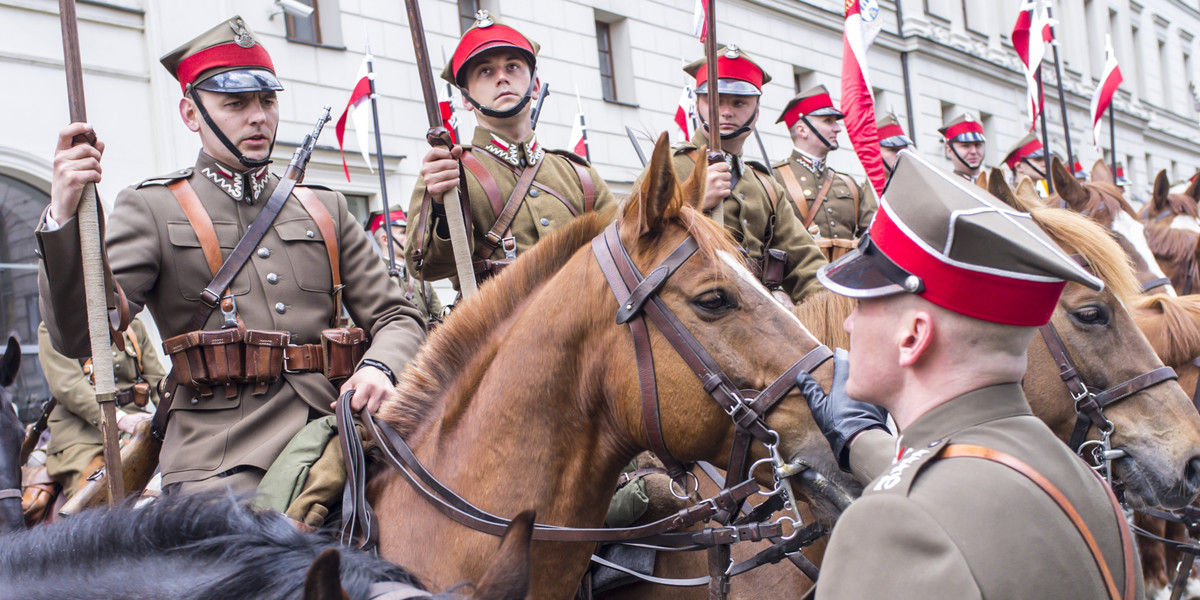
(367, 136), (848, 599)
(1137, 169), (1200, 295)
(604, 180), (1200, 600)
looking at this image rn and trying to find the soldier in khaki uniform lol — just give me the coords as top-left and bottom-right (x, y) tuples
(667, 46), (825, 304)
(940, 112), (987, 182)
(367, 208), (443, 326)
(38, 17), (426, 495)
(39, 319), (165, 497)
(773, 85), (874, 241)
(875, 112), (913, 176)
(1003, 132), (1049, 195)
(797, 151), (1139, 599)
(406, 11), (615, 290)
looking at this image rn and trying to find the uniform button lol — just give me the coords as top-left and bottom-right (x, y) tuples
(275, 302), (287, 314)
(267, 273), (279, 284)
(191, 397), (199, 405)
(258, 247), (271, 258)
(832, 234), (839, 238)
(529, 188), (540, 197)
(539, 218), (550, 226)
(799, 176), (808, 182)
(827, 208), (833, 213)
(804, 189), (813, 197)
(306, 230), (315, 238)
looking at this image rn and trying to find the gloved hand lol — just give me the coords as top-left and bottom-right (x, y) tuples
(795, 348), (888, 472)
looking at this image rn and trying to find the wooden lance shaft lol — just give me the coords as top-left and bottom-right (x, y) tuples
(704, 0), (725, 228)
(58, 0), (124, 502)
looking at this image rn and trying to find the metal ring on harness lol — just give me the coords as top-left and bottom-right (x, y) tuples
(749, 458), (784, 497)
(668, 470), (700, 500)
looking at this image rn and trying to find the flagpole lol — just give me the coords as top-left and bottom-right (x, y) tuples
(896, 0), (917, 148)
(365, 49), (399, 278)
(1038, 66), (1055, 194)
(1045, 3), (1075, 173)
(1109, 105), (1117, 179)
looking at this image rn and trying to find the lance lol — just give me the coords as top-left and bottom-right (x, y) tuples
(1045, 2), (1075, 173)
(703, 0), (725, 228)
(625, 126), (647, 167)
(1110, 104), (1118, 180)
(896, 1), (917, 143)
(1038, 68), (1055, 194)
(753, 128), (774, 177)
(363, 46), (400, 280)
(57, 0), (124, 502)
(404, 0), (477, 297)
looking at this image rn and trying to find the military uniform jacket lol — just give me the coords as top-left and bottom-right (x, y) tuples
(37, 151), (426, 487)
(772, 150), (875, 240)
(39, 318), (165, 454)
(405, 128), (617, 288)
(386, 258), (443, 325)
(672, 133), (826, 303)
(816, 383), (1141, 600)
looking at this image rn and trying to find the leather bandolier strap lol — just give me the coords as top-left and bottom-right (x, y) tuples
(940, 444), (1135, 600)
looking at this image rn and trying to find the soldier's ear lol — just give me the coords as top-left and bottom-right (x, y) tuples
(179, 97), (202, 133)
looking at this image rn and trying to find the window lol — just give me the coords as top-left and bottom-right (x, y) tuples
(458, 0), (480, 34)
(0, 172), (52, 421)
(596, 21), (616, 101)
(792, 67), (816, 95)
(1160, 38), (1172, 110)
(284, 0), (320, 45)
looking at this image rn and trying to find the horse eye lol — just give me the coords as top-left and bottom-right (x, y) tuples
(694, 291), (734, 313)
(1073, 306), (1109, 325)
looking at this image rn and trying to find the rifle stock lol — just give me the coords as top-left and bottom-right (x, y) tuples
(59, 419), (161, 516)
(19, 398), (56, 466)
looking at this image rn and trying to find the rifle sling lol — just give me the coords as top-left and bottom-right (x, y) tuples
(476, 158), (543, 261)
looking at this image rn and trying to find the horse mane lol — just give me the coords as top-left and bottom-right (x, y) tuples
(1082, 180), (1138, 218)
(1144, 225), (1199, 269)
(793, 290), (853, 349)
(1026, 207), (1142, 305)
(0, 493), (420, 600)
(1133, 294), (1200, 367)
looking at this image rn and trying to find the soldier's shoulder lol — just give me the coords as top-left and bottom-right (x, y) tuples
(296, 183), (336, 193)
(865, 439), (948, 497)
(671, 141), (700, 156)
(134, 167), (194, 189)
(745, 160), (773, 176)
(770, 159), (789, 170)
(545, 148), (591, 168)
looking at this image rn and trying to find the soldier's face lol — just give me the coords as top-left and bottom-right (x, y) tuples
(947, 140), (985, 172)
(880, 146), (904, 171)
(463, 50), (536, 113)
(1014, 159), (1044, 182)
(182, 90), (279, 166)
(843, 296), (903, 406)
(695, 94), (758, 144)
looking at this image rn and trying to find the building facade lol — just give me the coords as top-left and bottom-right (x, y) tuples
(1, 0), (1198, 417)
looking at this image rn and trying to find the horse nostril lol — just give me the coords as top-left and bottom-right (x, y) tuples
(1185, 457), (1200, 500)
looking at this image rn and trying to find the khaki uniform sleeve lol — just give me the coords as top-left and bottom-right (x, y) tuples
(130, 318), (166, 393)
(37, 322), (100, 427)
(328, 190), (426, 379)
(857, 179), (877, 235)
(847, 428), (897, 484)
(585, 163), (618, 215)
(405, 176), (471, 283)
(816, 494), (982, 600)
(771, 180), (827, 303)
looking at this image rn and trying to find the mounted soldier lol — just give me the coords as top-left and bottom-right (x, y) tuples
(367, 208), (443, 327)
(939, 112), (987, 183)
(875, 112), (913, 178)
(405, 10), (616, 292)
(37, 16), (426, 496)
(798, 151), (1139, 599)
(773, 85), (875, 248)
(1003, 132), (1048, 197)
(665, 45), (826, 305)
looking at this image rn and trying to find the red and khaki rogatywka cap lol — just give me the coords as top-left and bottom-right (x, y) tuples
(368, 209), (408, 234)
(939, 113), (986, 143)
(160, 16), (282, 95)
(818, 150), (1103, 326)
(777, 85), (845, 130)
(1003, 132), (1045, 169)
(684, 45), (771, 97)
(442, 10), (540, 87)
(876, 113), (913, 148)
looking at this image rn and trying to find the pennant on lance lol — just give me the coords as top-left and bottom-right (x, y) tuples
(1090, 34), (1123, 149)
(335, 54), (374, 181)
(841, 0), (887, 196)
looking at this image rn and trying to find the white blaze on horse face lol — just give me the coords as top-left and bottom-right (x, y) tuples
(1170, 215), (1200, 234)
(1112, 211), (1176, 296)
(718, 251), (805, 328)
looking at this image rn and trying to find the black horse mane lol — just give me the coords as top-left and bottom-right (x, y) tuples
(0, 493), (423, 600)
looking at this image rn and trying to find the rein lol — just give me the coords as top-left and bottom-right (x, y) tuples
(0, 488), (20, 501)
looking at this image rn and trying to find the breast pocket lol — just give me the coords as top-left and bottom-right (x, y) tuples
(276, 218), (333, 293)
(167, 221), (249, 300)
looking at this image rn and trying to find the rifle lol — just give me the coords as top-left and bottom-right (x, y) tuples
(58, 0), (123, 503)
(19, 398), (56, 466)
(530, 82), (550, 129)
(753, 128), (774, 177)
(404, 0), (478, 298)
(703, 0), (725, 228)
(626, 126), (648, 167)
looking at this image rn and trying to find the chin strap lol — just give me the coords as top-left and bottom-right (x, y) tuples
(948, 142), (982, 173)
(800, 115), (836, 151)
(460, 72), (538, 120)
(1020, 157), (1047, 180)
(187, 85), (274, 169)
(698, 104), (759, 141)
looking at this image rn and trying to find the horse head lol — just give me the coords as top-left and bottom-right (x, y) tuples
(1142, 169), (1200, 226)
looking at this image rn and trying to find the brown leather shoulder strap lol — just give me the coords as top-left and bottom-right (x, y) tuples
(805, 171), (836, 230)
(125, 324), (144, 376)
(751, 169), (779, 210)
(476, 160), (543, 261)
(461, 151), (504, 219)
(293, 187), (343, 323)
(570, 160), (596, 213)
(167, 180), (222, 277)
(777, 164), (808, 221)
(837, 172), (861, 232)
(941, 444), (1133, 600)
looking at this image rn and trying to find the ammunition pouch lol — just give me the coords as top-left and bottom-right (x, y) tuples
(114, 381), (151, 409)
(21, 465), (61, 527)
(815, 238), (858, 263)
(760, 248), (788, 289)
(162, 326), (367, 397)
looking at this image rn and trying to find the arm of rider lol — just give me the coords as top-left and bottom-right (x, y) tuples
(795, 348), (889, 474)
(419, 145), (464, 200)
(702, 161), (732, 212)
(48, 123), (106, 227)
(335, 364), (395, 415)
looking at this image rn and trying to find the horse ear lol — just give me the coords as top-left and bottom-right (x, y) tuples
(1051, 156), (1086, 210)
(681, 147), (706, 210)
(0, 337), (20, 388)
(1185, 172), (1200, 203)
(1153, 170), (1171, 209)
(1014, 177), (1039, 208)
(471, 510), (535, 600)
(622, 132), (684, 235)
(988, 168), (1017, 208)
(1091, 159), (1114, 185)
(975, 169), (988, 191)
(303, 549), (350, 600)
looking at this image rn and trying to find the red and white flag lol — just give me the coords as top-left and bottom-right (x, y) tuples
(1011, 1), (1055, 129)
(1090, 34), (1123, 148)
(674, 83), (695, 141)
(692, 0), (708, 42)
(568, 89), (589, 159)
(335, 55), (374, 181)
(439, 82), (459, 145)
(840, 0), (886, 195)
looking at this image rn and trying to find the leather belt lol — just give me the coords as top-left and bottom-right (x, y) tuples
(283, 343), (325, 374)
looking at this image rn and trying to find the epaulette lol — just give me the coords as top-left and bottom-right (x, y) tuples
(866, 438), (948, 497)
(136, 167), (192, 188)
(296, 183), (334, 192)
(672, 142), (699, 155)
(545, 148), (591, 167)
(745, 159), (772, 175)
(770, 159), (788, 170)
